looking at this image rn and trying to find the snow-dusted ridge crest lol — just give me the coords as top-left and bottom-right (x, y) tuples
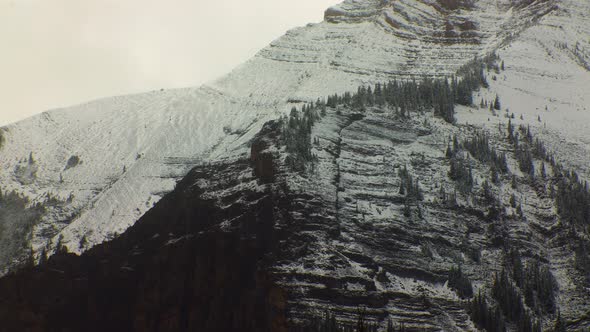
(0, 0), (588, 272)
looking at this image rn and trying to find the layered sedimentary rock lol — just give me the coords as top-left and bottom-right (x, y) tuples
(1, 103), (588, 330)
(1, 0), (583, 273)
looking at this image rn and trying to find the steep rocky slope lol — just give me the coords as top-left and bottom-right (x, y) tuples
(1, 0), (590, 328)
(276, 104), (590, 330)
(1, 94), (589, 330)
(0, 128), (290, 331)
(1, 0), (583, 274)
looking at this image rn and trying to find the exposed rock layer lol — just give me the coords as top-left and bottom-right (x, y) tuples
(0, 0), (579, 273)
(0, 125), (290, 331)
(1, 107), (588, 330)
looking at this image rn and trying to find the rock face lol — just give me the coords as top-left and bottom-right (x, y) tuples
(1, 102), (589, 330)
(0, 123), (290, 331)
(1, 0), (590, 330)
(1, 0), (584, 274)
(274, 105), (590, 330)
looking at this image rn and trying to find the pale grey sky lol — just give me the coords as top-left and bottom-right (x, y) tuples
(0, 0), (339, 126)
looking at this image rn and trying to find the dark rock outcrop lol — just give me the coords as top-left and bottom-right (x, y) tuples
(251, 121), (281, 184)
(0, 127), (290, 332)
(1, 106), (589, 331)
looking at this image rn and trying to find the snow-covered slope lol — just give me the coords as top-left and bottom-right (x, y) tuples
(458, 0), (590, 175)
(0, 0), (586, 271)
(0, 88), (275, 266)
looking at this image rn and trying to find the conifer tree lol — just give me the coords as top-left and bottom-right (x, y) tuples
(494, 95), (501, 110)
(554, 311), (566, 332)
(448, 265), (473, 298)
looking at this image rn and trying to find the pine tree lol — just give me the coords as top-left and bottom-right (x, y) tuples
(482, 180), (495, 204)
(448, 265), (473, 298)
(554, 310), (566, 332)
(55, 235), (68, 254)
(387, 319), (394, 332)
(494, 94), (501, 110)
(491, 166), (500, 184)
(507, 119), (514, 143)
(511, 175), (518, 189)
(403, 201), (411, 218)
(446, 142), (453, 159)
(38, 248), (48, 265)
(469, 291), (506, 332)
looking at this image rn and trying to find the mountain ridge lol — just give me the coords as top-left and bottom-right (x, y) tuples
(2, 77), (590, 329)
(0, 0), (588, 280)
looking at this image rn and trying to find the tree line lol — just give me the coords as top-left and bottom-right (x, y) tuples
(293, 310), (407, 332)
(280, 53), (503, 171)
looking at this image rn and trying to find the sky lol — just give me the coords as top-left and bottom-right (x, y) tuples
(0, 0), (340, 126)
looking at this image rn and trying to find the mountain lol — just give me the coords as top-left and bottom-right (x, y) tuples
(0, 0), (584, 270)
(0, 0), (589, 330)
(2, 85), (590, 330)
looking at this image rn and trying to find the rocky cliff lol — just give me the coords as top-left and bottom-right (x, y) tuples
(1, 92), (589, 329)
(0, 0), (589, 330)
(0, 121), (289, 331)
(1, 0), (586, 274)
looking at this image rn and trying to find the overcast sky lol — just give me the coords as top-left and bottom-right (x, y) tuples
(0, 0), (339, 126)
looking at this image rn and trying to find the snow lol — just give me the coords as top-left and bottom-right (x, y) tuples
(456, 0), (590, 177)
(0, 87), (275, 253)
(0, 0), (587, 263)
